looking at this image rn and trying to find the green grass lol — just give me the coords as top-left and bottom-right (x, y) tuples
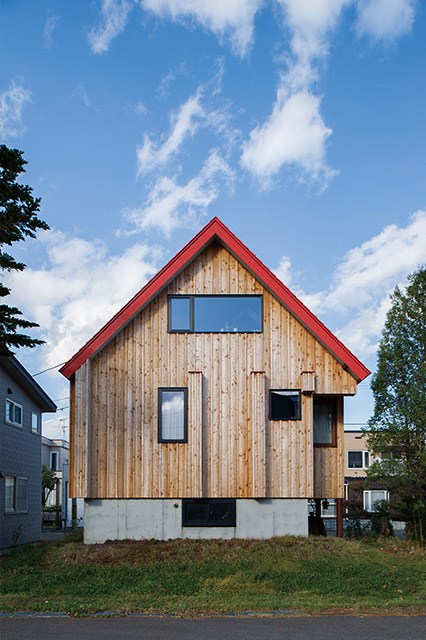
(1, 533), (425, 616)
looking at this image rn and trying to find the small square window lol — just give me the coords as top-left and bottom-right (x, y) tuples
(269, 390), (301, 420)
(32, 412), (41, 434)
(158, 388), (188, 443)
(182, 499), (236, 527)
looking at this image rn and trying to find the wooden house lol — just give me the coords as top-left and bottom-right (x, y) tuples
(60, 218), (369, 543)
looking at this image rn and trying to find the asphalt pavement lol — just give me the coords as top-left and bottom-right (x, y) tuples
(1, 615), (425, 640)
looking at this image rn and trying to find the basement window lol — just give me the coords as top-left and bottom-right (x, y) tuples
(182, 499), (236, 527)
(269, 390), (301, 420)
(168, 295), (262, 333)
(158, 388), (188, 443)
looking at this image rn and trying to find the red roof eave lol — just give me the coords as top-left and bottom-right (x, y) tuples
(60, 217), (370, 382)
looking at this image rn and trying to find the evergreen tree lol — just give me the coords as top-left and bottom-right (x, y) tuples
(366, 267), (426, 543)
(0, 144), (49, 356)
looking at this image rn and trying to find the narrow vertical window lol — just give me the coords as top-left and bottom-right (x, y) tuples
(313, 398), (337, 446)
(169, 297), (191, 331)
(16, 478), (28, 512)
(32, 412), (41, 434)
(158, 388), (188, 443)
(5, 476), (15, 512)
(50, 451), (58, 471)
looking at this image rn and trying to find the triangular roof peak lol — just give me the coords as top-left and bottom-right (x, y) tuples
(60, 217), (370, 382)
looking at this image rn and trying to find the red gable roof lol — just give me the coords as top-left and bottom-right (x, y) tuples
(60, 217), (370, 382)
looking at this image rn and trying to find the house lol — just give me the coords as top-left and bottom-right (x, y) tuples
(41, 436), (84, 527)
(344, 430), (390, 513)
(60, 218), (369, 544)
(0, 355), (56, 548)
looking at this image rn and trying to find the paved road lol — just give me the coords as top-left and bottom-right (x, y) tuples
(1, 615), (425, 639)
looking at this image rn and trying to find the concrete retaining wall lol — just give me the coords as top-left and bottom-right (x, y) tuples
(84, 498), (308, 544)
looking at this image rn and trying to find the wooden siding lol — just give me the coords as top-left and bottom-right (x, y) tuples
(70, 242), (357, 499)
(313, 397), (345, 499)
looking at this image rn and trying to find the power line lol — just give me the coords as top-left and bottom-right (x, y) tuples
(32, 362), (66, 376)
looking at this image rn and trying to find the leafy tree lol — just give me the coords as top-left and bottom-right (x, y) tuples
(0, 144), (49, 356)
(42, 464), (56, 507)
(365, 267), (426, 543)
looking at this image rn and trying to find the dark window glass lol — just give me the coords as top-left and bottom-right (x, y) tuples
(168, 295), (262, 333)
(182, 499), (236, 526)
(158, 388), (188, 442)
(348, 451), (363, 468)
(51, 451), (58, 471)
(194, 296), (262, 332)
(269, 390), (301, 420)
(169, 297), (191, 331)
(313, 400), (335, 445)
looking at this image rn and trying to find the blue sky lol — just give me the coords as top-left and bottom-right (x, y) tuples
(1, 0), (425, 439)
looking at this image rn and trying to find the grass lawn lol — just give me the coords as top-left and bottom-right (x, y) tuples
(1, 533), (425, 616)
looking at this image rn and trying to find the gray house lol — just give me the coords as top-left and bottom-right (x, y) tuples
(0, 355), (56, 548)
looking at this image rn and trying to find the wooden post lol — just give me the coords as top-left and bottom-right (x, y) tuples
(336, 498), (343, 538)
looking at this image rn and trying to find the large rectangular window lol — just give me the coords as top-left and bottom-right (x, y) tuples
(158, 388), (188, 443)
(5, 476), (28, 513)
(348, 450), (370, 469)
(269, 389), (301, 420)
(313, 398), (337, 446)
(5, 399), (22, 427)
(182, 499), (236, 527)
(168, 295), (262, 333)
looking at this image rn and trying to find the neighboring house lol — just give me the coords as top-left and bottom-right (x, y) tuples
(42, 437), (69, 508)
(41, 437), (84, 527)
(0, 356), (56, 548)
(344, 430), (389, 513)
(60, 218), (370, 544)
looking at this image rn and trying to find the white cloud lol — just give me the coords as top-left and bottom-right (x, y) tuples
(241, 1), (349, 188)
(134, 100), (148, 116)
(241, 86), (336, 188)
(276, 210), (426, 357)
(88, 0), (135, 54)
(125, 149), (234, 235)
(137, 89), (205, 176)
(355, 0), (415, 42)
(0, 80), (31, 140)
(43, 15), (59, 48)
(3, 230), (160, 368)
(273, 255), (294, 287)
(141, 0), (263, 57)
(72, 82), (97, 109)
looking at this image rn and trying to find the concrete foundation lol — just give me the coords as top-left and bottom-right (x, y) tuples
(84, 498), (309, 544)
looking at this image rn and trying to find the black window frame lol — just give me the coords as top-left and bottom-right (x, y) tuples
(269, 389), (302, 421)
(182, 498), (236, 527)
(168, 294), (263, 334)
(158, 387), (188, 444)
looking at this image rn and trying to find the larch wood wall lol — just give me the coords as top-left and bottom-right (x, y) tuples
(70, 242), (356, 500)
